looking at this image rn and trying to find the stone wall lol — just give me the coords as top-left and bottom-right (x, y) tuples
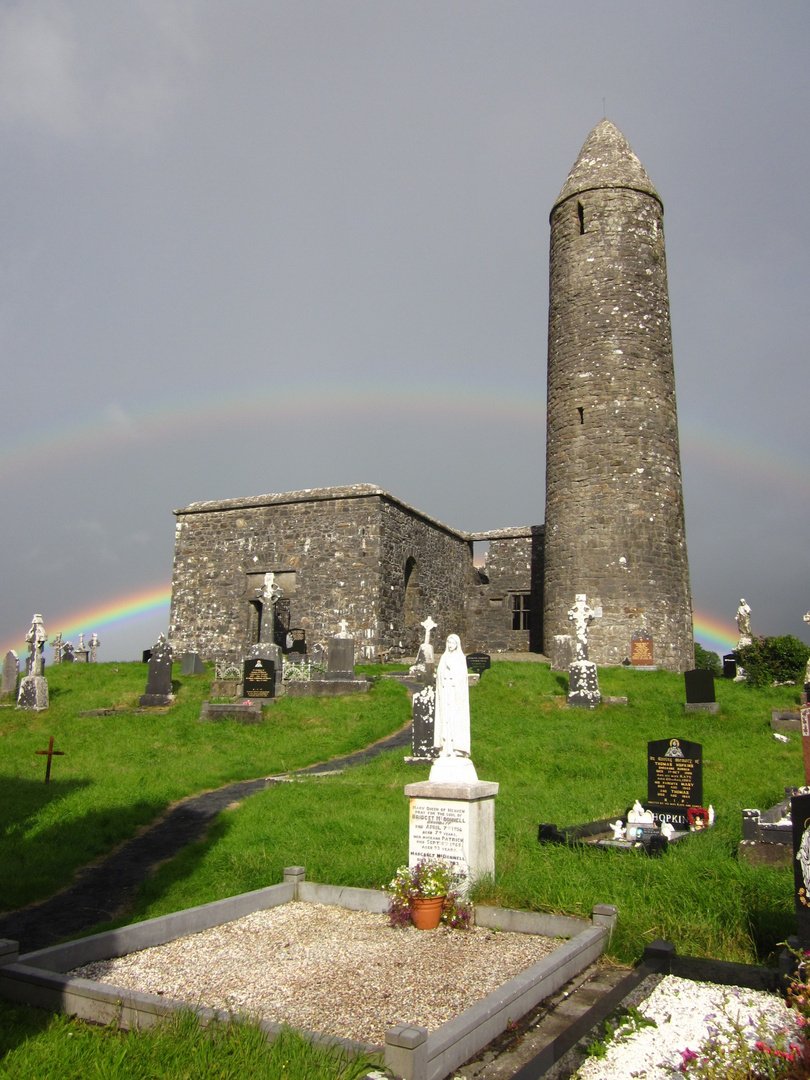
(464, 529), (543, 653)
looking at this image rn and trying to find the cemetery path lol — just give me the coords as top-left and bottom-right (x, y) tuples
(0, 723), (412, 956)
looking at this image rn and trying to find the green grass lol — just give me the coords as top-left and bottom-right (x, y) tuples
(0, 661), (409, 911)
(0, 658), (805, 1072)
(0, 1003), (380, 1079)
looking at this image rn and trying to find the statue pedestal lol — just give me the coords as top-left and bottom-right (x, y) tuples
(404, 779), (499, 891)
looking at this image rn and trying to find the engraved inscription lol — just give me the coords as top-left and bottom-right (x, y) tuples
(409, 799), (469, 874)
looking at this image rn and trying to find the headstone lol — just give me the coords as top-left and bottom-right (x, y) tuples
(62, 642), (75, 663)
(646, 737), (703, 828)
(49, 632), (63, 665)
(684, 669), (718, 713)
(246, 642), (284, 695)
(631, 635), (654, 666)
(142, 649), (152, 664)
(409, 685), (436, 761)
(139, 635), (173, 707)
(0, 651), (19, 699)
(243, 657), (275, 699)
(566, 595), (601, 708)
(801, 706), (810, 786)
(180, 652), (206, 676)
(325, 630), (355, 680)
(408, 615), (437, 682)
(287, 628), (307, 654)
(792, 791), (810, 945)
(466, 653), (491, 676)
(88, 633), (100, 663)
(74, 632), (89, 663)
(722, 653), (737, 679)
(17, 615), (49, 711)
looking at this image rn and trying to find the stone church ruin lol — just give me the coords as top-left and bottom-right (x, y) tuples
(168, 121), (694, 672)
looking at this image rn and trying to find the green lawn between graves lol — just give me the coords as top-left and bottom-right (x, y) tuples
(0, 658), (803, 1074)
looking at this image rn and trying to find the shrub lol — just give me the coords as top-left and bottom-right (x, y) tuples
(733, 636), (810, 689)
(694, 643), (722, 678)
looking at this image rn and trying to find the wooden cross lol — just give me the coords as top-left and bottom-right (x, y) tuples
(35, 736), (64, 783)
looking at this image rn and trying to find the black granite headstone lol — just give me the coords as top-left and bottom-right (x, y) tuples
(646, 738), (703, 827)
(243, 657), (275, 699)
(180, 652), (206, 676)
(411, 685), (436, 760)
(723, 653), (737, 679)
(792, 792), (810, 944)
(142, 650), (152, 664)
(684, 669), (715, 704)
(466, 653), (491, 675)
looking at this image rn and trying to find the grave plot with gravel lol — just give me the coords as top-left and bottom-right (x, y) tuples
(71, 902), (562, 1046)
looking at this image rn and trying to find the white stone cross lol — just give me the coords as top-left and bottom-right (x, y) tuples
(421, 615), (437, 645)
(567, 593), (600, 662)
(260, 572), (283, 605)
(338, 618), (349, 636)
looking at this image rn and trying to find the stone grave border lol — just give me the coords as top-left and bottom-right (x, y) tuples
(0, 867), (613, 1080)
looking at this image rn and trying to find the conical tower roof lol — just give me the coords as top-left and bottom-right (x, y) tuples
(553, 119), (661, 211)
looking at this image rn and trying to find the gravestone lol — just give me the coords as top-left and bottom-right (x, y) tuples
(792, 791), (810, 945)
(567, 594), (601, 708)
(325, 621), (355, 680)
(409, 615), (437, 683)
(142, 650), (152, 663)
(180, 652), (206, 676)
(62, 642), (75, 663)
(0, 651), (19, 700)
(17, 614), (49, 711)
(246, 643), (284, 696)
(287, 629), (307, 655)
(74, 633), (89, 663)
(466, 653), (491, 676)
(631, 635), (655, 667)
(646, 738), (703, 828)
(408, 685), (436, 762)
(684, 669), (718, 713)
(88, 633), (100, 663)
(139, 635), (173, 707)
(243, 657), (275, 699)
(49, 633), (63, 665)
(722, 653), (737, 679)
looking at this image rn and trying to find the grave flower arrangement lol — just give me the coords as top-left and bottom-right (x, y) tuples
(385, 858), (473, 930)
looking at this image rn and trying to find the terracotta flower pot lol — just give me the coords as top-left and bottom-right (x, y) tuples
(409, 896), (445, 930)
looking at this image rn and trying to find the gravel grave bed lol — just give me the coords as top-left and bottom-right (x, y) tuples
(573, 974), (799, 1079)
(71, 902), (561, 1045)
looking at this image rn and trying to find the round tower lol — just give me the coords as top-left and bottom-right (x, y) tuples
(543, 120), (693, 672)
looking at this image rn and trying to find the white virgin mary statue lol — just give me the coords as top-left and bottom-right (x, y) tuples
(429, 634), (478, 782)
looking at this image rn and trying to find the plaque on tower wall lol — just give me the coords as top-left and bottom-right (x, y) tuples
(631, 636), (654, 666)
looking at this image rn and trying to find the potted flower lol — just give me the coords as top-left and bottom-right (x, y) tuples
(385, 858), (473, 930)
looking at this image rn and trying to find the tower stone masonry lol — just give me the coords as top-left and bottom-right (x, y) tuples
(543, 120), (694, 671)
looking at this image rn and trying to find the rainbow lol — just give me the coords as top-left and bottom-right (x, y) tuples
(0, 385), (806, 497)
(692, 609), (737, 655)
(1, 584), (171, 657)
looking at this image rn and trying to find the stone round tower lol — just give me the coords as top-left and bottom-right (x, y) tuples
(543, 120), (693, 672)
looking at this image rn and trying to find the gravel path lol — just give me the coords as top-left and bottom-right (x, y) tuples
(71, 902), (560, 1046)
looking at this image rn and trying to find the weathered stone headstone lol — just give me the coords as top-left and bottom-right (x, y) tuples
(74, 632), (89, 663)
(88, 633), (100, 663)
(792, 791), (810, 945)
(180, 652), (205, 676)
(243, 657), (275, 699)
(684, 669), (718, 713)
(567, 594), (601, 708)
(409, 685), (436, 761)
(1, 651), (19, 700)
(139, 635), (173, 707)
(646, 737), (703, 828)
(408, 615), (437, 682)
(325, 623), (355, 680)
(631, 635), (654, 666)
(466, 653), (491, 676)
(62, 642), (75, 663)
(49, 632), (63, 665)
(17, 614), (49, 711)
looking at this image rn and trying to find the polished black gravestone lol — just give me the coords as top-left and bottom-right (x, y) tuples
(792, 792), (810, 944)
(139, 638), (173, 707)
(684, 669), (718, 713)
(466, 653), (491, 676)
(243, 657), (275, 699)
(646, 738), (702, 827)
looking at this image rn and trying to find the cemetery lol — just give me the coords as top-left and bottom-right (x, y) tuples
(1, 637), (809, 1078)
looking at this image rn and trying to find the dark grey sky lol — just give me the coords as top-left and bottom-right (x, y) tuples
(1, 2), (808, 659)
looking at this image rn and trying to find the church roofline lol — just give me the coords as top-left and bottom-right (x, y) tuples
(174, 483), (543, 546)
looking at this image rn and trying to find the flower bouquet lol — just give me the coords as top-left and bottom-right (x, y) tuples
(385, 858), (473, 930)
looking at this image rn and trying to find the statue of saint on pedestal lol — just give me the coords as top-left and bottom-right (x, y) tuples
(429, 634), (477, 782)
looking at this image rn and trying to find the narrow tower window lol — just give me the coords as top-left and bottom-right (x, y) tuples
(577, 202), (585, 234)
(577, 407), (584, 424)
